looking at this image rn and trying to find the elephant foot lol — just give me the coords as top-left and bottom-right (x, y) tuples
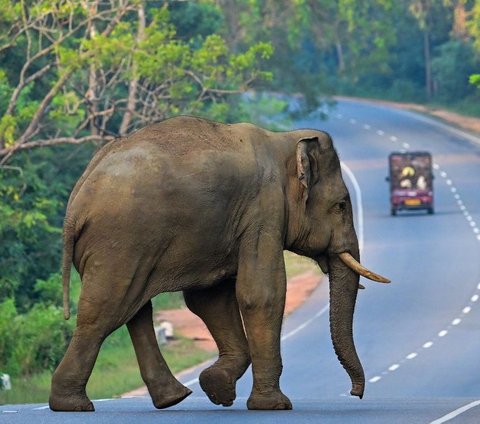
(49, 391), (95, 412)
(247, 389), (292, 410)
(199, 367), (236, 407)
(151, 382), (192, 409)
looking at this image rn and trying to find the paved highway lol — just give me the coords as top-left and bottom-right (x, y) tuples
(2, 99), (480, 423)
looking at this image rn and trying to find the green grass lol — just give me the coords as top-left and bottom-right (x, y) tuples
(284, 251), (322, 280)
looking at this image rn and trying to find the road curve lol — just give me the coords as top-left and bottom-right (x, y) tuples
(2, 99), (480, 423)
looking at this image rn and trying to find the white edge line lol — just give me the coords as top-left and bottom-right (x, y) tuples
(185, 377), (199, 387)
(429, 399), (480, 424)
(340, 161), (364, 253)
(281, 304), (330, 341)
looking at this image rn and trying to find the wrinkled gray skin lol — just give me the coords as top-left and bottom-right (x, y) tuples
(50, 116), (365, 412)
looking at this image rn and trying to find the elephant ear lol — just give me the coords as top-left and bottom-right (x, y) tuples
(296, 136), (320, 200)
(296, 134), (333, 201)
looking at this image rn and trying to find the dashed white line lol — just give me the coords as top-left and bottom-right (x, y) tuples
(389, 364), (400, 371)
(390, 136), (398, 142)
(423, 341), (433, 349)
(471, 295), (479, 302)
(406, 352), (418, 360)
(377, 130), (385, 136)
(363, 124), (371, 130)
(452, 318), (462, 326)
(369, 376), (382, 383)
(438, 330), (448, 337)
(462, 306), (471, 314)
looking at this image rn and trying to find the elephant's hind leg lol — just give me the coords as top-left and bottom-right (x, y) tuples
(127, 300), (192, 409)
(184, 279), (250, 407)
(49, 279), (122, 411)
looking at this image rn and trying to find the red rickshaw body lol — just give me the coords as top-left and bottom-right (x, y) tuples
(388, 152), (434, 215)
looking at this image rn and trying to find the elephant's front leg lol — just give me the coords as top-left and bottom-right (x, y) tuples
(127, 300), (192, 409)
(236, 233), (292, 410)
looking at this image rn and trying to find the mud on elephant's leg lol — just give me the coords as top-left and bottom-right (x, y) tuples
(127, 300), (191, 409)
(184, 279), (250, 407)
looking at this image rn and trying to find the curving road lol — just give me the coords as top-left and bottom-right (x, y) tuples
(2, 99), (480, 423)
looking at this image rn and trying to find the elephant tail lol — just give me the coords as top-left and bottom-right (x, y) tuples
(62, 215), (76, 320)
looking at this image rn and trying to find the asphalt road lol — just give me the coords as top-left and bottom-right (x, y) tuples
(2, 99), (480, 423)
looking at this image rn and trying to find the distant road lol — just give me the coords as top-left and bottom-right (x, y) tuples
(3, 99), (480, 423)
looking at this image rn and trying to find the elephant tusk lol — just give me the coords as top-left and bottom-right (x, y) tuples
(338, 252), (390, 284)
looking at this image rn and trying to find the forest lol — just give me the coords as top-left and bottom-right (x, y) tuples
(1, 0), (480, 396)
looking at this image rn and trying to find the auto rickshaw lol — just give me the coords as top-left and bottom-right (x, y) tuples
(387, 151), (434, 216)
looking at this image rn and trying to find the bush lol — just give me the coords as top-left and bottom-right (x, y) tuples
(0, 298), (74, 377)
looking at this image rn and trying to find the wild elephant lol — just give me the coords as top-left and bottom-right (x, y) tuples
(49, 116), (389, 412)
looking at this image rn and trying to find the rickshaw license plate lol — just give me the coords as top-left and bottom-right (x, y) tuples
(405, 199), (421, 206)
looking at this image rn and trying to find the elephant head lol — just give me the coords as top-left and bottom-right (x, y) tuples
(285, 133), (389, 398)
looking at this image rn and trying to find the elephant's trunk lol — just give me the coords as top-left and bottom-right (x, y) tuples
(327, 254), (365, 398)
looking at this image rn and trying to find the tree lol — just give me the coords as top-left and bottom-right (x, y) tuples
(468, 0), (480, 88)
(0, 0), (272, 164)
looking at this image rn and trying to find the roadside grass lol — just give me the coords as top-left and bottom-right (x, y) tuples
(284, 251), (322, 279)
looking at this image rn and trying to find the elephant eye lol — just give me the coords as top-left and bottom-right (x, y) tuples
(337, 200), (347, 212)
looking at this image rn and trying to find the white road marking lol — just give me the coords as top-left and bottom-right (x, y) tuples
(281, 304), (330, 341)
(423, 341), (433, 349)
(363, 124), (371, 130)
(390, 136), (398, 142)
(402, 142), (410, 149)
(471, 295), (479, 302)
(2, 410), (18, 413)
(446, 179), (452, 185)
(350, 118), (357, 124)
(438, 330), (448, 337)
(440, 171), (448, 178)
(340, 162), (364, 252)
(462, 306), (471, 314)
(369, 376), (381, 383)
(429, 399), (480, 424)
(185, 377), (199, 387)
(406, 353), (417, 360)
(388, 364), (400, 371)
(452, 318), (461, 326)
(377, 130), (384, 136)
(32, 406), (49, 410)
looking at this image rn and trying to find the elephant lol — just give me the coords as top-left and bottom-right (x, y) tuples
(49, 116), (389, 412)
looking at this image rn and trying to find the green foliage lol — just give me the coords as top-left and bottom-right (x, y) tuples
(0, 298), (74, 376)
(470, 74), (480, 88)
(432, 39), (478, 101)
